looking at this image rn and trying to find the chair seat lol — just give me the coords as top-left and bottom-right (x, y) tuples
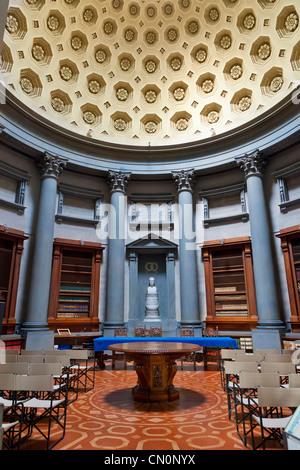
(252, 413), (292, 429)
(1, 420), (19, 431)
(24, 398), (65, 408)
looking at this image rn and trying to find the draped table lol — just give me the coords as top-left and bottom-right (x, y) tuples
(94, 336), (238, 370)
(108, 341), (202, 402)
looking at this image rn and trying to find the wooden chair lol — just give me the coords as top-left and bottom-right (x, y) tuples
(149, 326), (162, 337)
(112, 328), (128, 370)
(203, 327), (222, 370)
(134, 327), (146, 337)
(179, 328), (197, 370)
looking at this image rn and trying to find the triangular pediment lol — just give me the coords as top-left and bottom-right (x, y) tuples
(126, 233), (177, 250)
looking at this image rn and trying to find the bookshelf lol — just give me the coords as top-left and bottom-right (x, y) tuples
(277, 226), (300, 332)
(48, 239), (104, 332)
(203, 237), (258, 331)
(0, 226), (27, 335)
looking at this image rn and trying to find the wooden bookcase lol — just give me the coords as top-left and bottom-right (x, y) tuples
(277, 225), (300, 332)
(48, 239), (104, 332)
(203, 237), (258, 331)
(0, 226), (28, 335)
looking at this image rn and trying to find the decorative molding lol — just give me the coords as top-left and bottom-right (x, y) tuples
(0, 159), (31, 213)
(272, 161), (300, 212)
(129, 193), (174, 230)
(199, 182), (249, 227)
(36, 152), (68, 180)
(235, 150), (268, 179)
(172, 169), (195, 193)
(56, 183), (103, 226)
(107, 170), (131, 193)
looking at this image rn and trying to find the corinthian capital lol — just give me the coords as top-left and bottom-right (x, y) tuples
(235, 150), (268, 178)
(36, 152), (68, 179)
(108, 170), (131, 193)
(172, 169), (195, 193)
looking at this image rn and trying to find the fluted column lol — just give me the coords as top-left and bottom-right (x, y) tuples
(104, 170), (131, 332)
(22, 152), (68, 331)
(236, 150), (284, 329)
(172, 169), (201, 329)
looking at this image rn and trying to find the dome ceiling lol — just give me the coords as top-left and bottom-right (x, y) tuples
(1, 0), (300, 149)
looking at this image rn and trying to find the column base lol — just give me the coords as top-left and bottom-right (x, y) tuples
(256, 320), (286, 330)
(20, 329), (55, 351)
(252, 327), (285, 352)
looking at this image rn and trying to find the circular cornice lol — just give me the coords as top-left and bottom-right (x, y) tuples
(1, 86), (299, 176)
(1, 0), (300, 156)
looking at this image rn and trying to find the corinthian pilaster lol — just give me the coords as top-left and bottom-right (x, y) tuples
(235, 150), (268, 179)
(108, 170), (131, 193)
(104, 170), (131, 332)
(36, 152), (68, 180)
(236, 150), (284, 331)
(22, 152), (68, 334)
(172, 168), (201, 329)
(172, 169), (195, 193)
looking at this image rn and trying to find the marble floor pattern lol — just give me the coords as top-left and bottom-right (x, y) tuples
(15, 365), (245, 451)
(16, 364), (284, 451)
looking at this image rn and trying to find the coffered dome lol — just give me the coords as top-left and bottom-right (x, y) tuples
(1, 0), (300, 148)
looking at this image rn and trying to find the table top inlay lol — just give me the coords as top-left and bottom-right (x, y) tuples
(108, 341), (202, 354)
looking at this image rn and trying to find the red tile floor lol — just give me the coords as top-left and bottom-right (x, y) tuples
(16, 362), (285, 451)
(59, 369), (243, 451)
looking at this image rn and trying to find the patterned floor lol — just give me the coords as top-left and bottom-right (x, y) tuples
(16, 363), (285, 451)
(17, 363), (247, 451)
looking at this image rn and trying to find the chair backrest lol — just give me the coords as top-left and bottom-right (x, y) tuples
(114, 328), (128, 337)
(44, 355), (70, 366)
(203, 327), (218, 337)
(239, 372), (281, 389)
(21, 349), (68, 356)
(260, 362), (296, 375)
(15, 374), (54, 392)
(0, 374), (16, 391)
(224, 361), (260, 375)
(264, 354), (292, 363)
(134, 327), (145, 337)
(150, 326), (162, 337)
(180, 328), (194, 337)
(17, 355), (44, 363)
(65, 349), (88, 360)
(282, 349), (294, 355)
(257, 386), (300, 408)
(254, 349), (279, 355)
(221, 349), (237, 360)
(0, 363), (29, 375)
(234, 353), (264, 362)
(288, 374), (300, 388)
(28, 362), (64, 376)
(0, 353), (18, 364)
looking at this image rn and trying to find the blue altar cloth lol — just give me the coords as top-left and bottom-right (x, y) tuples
(93, 336), (238, 351)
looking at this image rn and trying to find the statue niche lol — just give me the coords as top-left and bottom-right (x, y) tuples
(144, 277), (161, 322)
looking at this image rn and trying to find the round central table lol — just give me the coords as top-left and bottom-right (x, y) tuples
(108, 341), (201, 402)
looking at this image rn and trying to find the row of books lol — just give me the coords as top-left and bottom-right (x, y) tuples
(60, 285), (91, 292)
(57, 312), (89, 318)
(58, 304), (89, 312)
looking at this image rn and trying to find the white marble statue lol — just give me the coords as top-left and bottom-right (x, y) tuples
(144, 277), (160, 321)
